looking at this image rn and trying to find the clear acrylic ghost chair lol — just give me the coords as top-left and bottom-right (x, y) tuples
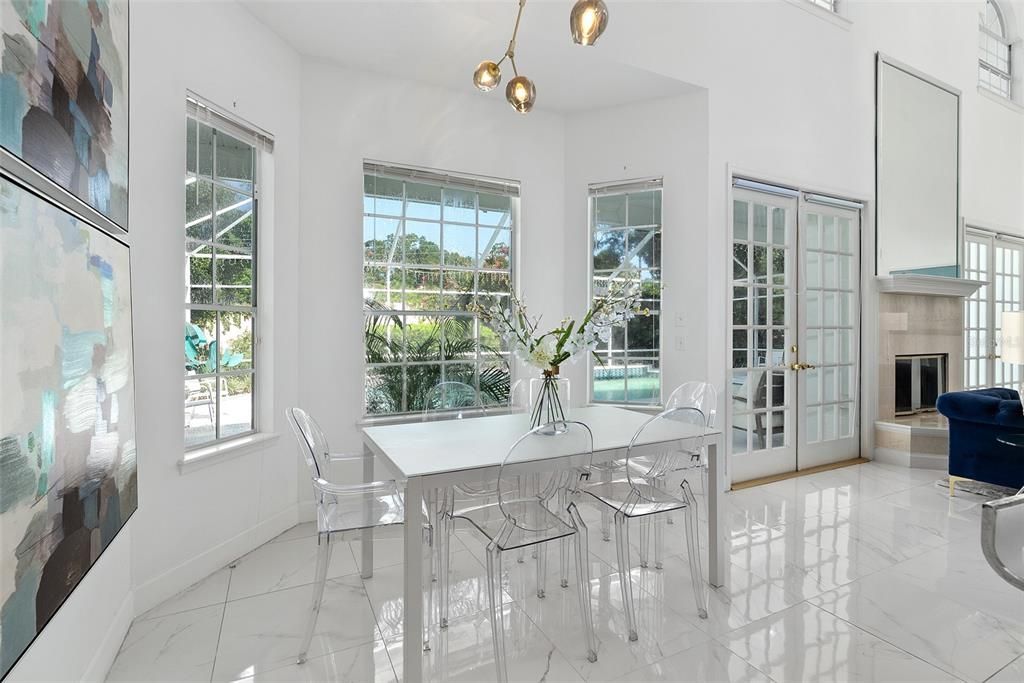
(508, 378), (530, 412)
(441, 421), (599, 682)
(621, 381), (716, 567)
(582, 406), (709, 641)
(422, 381), (483, 419)
(420, 381), (499, 616)
(286, 407), (409, 664)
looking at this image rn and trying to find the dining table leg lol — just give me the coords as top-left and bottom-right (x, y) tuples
(361, 444), (374, 580)
(707, 437), (726, 588)
(403, 475), (426, 682)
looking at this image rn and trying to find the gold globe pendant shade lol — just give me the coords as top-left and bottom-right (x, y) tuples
(570, 0), (609, 46)
(473, 60), (502, 92)
(473, 0), (602, 114)
(505, 75), (537, 113)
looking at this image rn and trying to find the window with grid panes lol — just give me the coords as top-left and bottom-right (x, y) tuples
(184, 114), (259, 449)
(590, 183), (662, 405)
(980, 0), (1012, 99)
(362, 164), (517, 415)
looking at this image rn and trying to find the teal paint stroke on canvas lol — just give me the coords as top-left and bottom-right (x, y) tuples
(0, 175), (136, 678)
(1, 0), (128, 226)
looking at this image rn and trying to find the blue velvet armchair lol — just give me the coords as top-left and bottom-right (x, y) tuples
(935, 388), (1024, 491)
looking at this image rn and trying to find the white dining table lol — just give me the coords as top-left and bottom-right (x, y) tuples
(361, 405), (726, 683)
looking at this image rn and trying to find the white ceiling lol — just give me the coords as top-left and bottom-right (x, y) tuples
(239, 0), (697, 112)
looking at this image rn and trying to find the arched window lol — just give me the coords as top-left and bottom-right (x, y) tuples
(980, 0), (1012, 98)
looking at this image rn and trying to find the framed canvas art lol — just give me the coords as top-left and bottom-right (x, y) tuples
(0, 0), (129, 229)
(0, 171), (136, 679)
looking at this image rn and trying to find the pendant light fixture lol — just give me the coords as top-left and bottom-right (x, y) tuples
(472, 0), (537, 114)
(570, 0), (609, 46)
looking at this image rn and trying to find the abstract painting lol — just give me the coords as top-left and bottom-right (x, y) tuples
(0, 173), (136, 678)
(0, 0), (129, 228)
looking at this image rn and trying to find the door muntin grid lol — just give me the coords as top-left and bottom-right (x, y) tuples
(731, 196), (794, 456)
(801, 209), (858, 445)
(964, 235), (990, 390)
(965, 232), (1022, 390)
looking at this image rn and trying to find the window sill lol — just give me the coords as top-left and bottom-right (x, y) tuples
(359, 406), (517, 428)
(977, 86), (1024, 114)
(178, 432), (280, 474)
(588, 402), (663, 415)
(781, 0), (852, 30)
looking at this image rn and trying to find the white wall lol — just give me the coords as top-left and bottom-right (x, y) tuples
(561, 93), (710, 404)
(8, 2), (303, 679)
(128, 0), (302, 610)
(297, 59), (566, 456)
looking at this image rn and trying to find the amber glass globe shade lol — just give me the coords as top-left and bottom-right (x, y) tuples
(505, 75), (536, 113)
(473, 60), (502, 91)
(570, 0), (609, 46)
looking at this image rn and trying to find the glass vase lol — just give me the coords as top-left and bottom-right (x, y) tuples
(528, 369), (570, 434)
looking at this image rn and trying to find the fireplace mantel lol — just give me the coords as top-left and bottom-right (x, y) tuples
(876, 273), (986, 297)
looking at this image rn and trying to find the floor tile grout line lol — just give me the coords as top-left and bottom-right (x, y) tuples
(805, 587), (970, 682)
(724, 597), (980, 682)
(984, 653), (1023, 682)
(357, 548), (405, 682)
(208, 566), (234, 683)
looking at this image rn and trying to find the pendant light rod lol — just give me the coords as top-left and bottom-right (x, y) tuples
(496, 0), (527, 75)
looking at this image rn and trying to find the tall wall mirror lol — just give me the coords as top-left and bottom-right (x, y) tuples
(875, 53), (961, 277)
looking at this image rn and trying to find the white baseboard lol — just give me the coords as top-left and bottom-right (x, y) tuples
(873, 447), (947, 470)
(83, 590), (135, 682)
(133, 504), (300, 616)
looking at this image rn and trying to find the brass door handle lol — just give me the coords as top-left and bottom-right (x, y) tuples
(789, 362), (817, 371)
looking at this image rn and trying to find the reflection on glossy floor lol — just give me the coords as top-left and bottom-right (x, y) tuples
(106, 462), (1024, 682)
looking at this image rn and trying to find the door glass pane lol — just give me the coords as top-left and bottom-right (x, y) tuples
(822, 329), (837, 364)
(805, 329), (821, 365)
(806, 291), (821, 326)
(806, 368), (820, 404)
(806, 214), (820, 249)
(806, 251), (821, 289)
(822, 405), (837, 441)
(823, 216), (838, 251)
(806, 406), (820, 443)
(823, 253), (838, 289)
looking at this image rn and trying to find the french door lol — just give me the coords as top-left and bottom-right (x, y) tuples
(964, 230), (1024, 390)
(730, 184), (861, 483)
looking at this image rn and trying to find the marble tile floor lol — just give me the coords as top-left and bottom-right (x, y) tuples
(106, 462), (1024, 682)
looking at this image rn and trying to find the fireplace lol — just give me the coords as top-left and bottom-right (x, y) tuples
(895, 354), (947, 415)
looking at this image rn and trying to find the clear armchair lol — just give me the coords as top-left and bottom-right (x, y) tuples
(582, 406), (709, 641)
(981, 487), (1024, 591)
(441, 421), (599, 682)
(286, 408), (406, 664)
(422, 381), (482, 419)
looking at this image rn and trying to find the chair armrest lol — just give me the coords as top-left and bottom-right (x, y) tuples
(981, 492), (1024, 591)
(326, 452), (370, 463)
(312, 477), (401, 497)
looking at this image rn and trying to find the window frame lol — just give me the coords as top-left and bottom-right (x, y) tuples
(587, 179), (664, 407)
(184, 106), (263, 452)
(979, 0), (1013, 99)
(361, 163), (519, 417)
